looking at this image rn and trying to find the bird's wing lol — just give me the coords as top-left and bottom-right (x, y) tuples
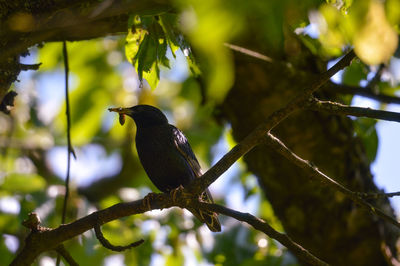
(172, 126), (221, 232)
(172, 126), (215, 202)
(172, 126), (202, 177)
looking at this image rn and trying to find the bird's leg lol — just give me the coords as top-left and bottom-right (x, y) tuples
(170, 185), (185, 204)
(170, 185), (193, 207)
(142, 192), (158, 211)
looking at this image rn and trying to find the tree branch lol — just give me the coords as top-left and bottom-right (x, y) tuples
(307, 98), (400, 123)
(1, 0), (172, 60)
(357, 191), (400, 199)
(198, 202), (328, 266)
(55, 245), (79, 266)
(189, 50), (356, 195)
(224, 43), (274, 63)
(60, 41), (73, 225)
(264, 132), (400, 229)
(11, 191), (326, 265)
(11, 195), (168, 266)
(94, 223), (144, 252)
(327, 82), (400, 105)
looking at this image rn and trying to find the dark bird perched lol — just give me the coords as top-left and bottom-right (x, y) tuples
(109, 105), (221, 232)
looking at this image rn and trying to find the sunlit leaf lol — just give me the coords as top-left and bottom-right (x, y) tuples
(342, 59), (367, 86)
(353, 0), (398, 65)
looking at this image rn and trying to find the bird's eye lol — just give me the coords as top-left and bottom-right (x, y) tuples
(119, 114), (125, 125)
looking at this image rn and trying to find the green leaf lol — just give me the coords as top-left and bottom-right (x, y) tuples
(125, 14), (196, 89)
(142, 62), (160, 89)
(125, 28), (147, 64)
(342, 59), (367, 86)
(354, 117), (378, 162)
(2, 173), (46, 193)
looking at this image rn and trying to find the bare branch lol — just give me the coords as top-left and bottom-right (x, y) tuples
(357, 191), (400, 199)
(11, 195), (167, 265)
(189, 50), (356, 194)
(60, 41), (73, 226)
(198, 202), (328, 266)
(11, 191), (324, 265)
(307, 98), (400, 123)
(94, 223), (144, 252)
(0, 0), (172, 60)
(328, 82), (400, 105)
(264, 132), (400, 229)
(224, 43), (274, 63)
(19, 63), (42, 71)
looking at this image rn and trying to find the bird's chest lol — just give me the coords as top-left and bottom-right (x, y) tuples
(135, 127), (194, 191)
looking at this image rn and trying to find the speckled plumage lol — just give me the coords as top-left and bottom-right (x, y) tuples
(109, 105), (221, 232)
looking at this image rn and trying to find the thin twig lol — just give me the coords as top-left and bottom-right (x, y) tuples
(307, 98), (400, 123)
(57, 40), (74, 266)
(368, 64), (385, 89)
(224, 43), (274, 63)
(94, 223), (144, 251)
(198, 202), (328, 266)
(60, 40), (75, 225)
(329, 83), (400, 105)
(264, 132), (400, 229)
(357, 191), (400, 199)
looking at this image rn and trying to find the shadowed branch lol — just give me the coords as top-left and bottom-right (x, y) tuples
(307, 98), (400, 123)
(11, 191), (327, 266)
(264, 132), (400, 229)
(198, 202), (328, 266)
(190, 50), (356, 194)
(94, 223), (144, 252)
(357, 191), (400, 199)
(55, 245), (79, 266)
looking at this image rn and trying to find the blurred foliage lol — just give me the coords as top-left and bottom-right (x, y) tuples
(316, 0), (399, 64)
(1, 0), (400, 265)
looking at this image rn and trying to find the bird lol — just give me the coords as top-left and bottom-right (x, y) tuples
(109, 104), (221, 232)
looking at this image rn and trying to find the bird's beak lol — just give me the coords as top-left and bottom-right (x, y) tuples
(108, 107), (131, 125)
(108, 107), (130, 114)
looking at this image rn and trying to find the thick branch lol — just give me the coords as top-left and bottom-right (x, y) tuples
(11, 189), (326, 265)
(308, 98), (400, 123)
(1, 0), (172, 60)
(189, 50), (356, 194)
(11, 191), (326, 265)
(10, 194), (171, 266)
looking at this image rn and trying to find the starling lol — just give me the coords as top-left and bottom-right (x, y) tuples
(109, 105), (221, 232)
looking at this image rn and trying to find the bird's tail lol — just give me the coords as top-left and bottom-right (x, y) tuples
(188, 189), (221, 232)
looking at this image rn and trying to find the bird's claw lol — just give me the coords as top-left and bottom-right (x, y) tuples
(142, 192), (158, 211)
(169, 185), (193, 207)
(170, 185), (185, 204)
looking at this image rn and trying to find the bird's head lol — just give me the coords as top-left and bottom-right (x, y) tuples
(108, 105), (168, 128)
